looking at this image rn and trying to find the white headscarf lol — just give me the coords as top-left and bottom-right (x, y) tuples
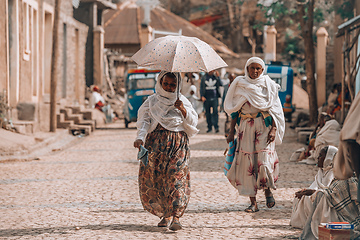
(147, 71), (199, 137)
(223, 57), (285, 144)
(312, 145), (338, 190)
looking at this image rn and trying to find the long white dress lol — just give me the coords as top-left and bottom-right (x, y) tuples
(290, 169), (334, 228)
(290, 145), (338, 229)
(226, 102), (279, 197)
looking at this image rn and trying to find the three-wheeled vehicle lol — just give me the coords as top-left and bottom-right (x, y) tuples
(264, 61), (294, 106)
(123, 69), (160, 128)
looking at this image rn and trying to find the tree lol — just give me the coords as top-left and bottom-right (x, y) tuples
(296, 0), (318, 124)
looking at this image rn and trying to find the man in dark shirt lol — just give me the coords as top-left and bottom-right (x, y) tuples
(200, 70), (222, 133)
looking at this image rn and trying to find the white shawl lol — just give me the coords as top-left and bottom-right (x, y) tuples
(310, 146), (338, 191)
(136, 71), (199, 141)
(223, 57), (285, 144)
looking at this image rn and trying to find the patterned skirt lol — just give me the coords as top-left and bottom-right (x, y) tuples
(227, 115), (279, 197)
(139, 124), (191, 218)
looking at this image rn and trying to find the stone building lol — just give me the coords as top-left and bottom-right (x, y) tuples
(1, 0), (88, 132)
(73, 0), (116, 89)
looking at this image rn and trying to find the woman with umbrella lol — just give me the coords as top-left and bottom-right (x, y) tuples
(133, 71), (199, 231)
(224, 57), (285, 212)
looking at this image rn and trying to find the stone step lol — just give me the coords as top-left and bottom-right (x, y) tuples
(77, 119), (96, 131)
(68, 124), (91, 136)
(57, 113), (74, 129)
(297, 131), (311, 144)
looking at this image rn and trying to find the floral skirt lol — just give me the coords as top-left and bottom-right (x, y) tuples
(227, 116), (279, 197)
(139, 124), (190, 218)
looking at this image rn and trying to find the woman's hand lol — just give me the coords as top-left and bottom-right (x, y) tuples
(266, 127), (276, 144)
(174, 99), (187, 117)
(133, 139), (144, 149)
(227, 132), (234, 144)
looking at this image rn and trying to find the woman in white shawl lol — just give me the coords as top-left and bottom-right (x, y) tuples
(290, 146), (338, 228)
(224, 57), (285, 212)
(133, 71), (199, 231)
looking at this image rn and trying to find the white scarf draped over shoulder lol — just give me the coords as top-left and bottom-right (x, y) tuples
(311, 146), (338, 191)
(136, 71), (199, 142)
(223, 57), (285, 144)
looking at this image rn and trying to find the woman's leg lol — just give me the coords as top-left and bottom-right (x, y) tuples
(169, 216), (182, 231)
(265, 188), (275, 208)
(157, 217), (171, 227)
(245, 196), (258, 212)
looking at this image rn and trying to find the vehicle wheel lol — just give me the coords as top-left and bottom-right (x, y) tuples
(124, 118), (129, 128)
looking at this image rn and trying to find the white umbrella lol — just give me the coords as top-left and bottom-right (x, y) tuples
(131, 35), (228, 73)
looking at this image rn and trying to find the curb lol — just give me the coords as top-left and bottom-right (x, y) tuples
(0, 130), (84, 163)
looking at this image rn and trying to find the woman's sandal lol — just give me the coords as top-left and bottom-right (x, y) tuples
(157, 217), (171, 227)
(244, 204), (259, 213)
(169, 219), (183, 231)
(266, 195), (276, 208)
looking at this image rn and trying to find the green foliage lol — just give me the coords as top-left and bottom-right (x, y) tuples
(282, 33), (304, 61)
(337, 0), (355, 20)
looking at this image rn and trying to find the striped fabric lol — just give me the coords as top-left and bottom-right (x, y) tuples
(325, 177), (360, 232)
(224, 138), (237, 176)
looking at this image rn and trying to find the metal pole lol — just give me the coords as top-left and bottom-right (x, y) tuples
(50, 0), (61, 132)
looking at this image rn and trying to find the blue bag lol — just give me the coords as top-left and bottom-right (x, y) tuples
(137, 145), (149, 166)
(224, 138), (237, 176)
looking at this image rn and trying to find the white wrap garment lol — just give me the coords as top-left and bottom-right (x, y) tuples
(223, 57), (285, 144)
(136, 71), (199, 142)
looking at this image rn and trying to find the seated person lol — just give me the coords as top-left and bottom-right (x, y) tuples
(299, 176), (360, 239)
(290, 146), (337, 228)
(296, 114), (340, 164)
(328, 84), (351, 121)
(283, 94), (295, 123)
(89, 85), (115, 123)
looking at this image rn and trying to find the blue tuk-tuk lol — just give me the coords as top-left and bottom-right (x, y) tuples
(265, 61), (294, 121)
(123, 69), (160, 128)
(264, 61), (294, 105)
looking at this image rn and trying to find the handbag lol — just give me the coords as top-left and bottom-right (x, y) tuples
(224, 138), (237, 176)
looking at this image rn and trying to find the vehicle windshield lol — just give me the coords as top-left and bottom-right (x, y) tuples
(128, 73), (158, 90)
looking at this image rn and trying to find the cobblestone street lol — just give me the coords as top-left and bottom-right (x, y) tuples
(0, 115), (318, 239)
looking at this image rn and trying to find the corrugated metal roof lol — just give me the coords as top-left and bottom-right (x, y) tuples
(104, 0), (238, 57)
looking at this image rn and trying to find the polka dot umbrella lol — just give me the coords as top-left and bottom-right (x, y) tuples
(131, 35), (228, 73)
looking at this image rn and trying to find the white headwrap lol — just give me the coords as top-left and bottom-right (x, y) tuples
(312, 145), (338, 190)
(323, 145), (338, 171)
(143, 71), (199, 138)
(223, 57), (285, 144)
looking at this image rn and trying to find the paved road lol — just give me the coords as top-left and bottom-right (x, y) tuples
(0, 115), (317, 239)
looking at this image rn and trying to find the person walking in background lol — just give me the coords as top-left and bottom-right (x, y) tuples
(224, 57), (285, 213)
(221, 73), (236, 114)
(133, 71), (199, 231)
(200, 70), (222, 133)
(223, 73), (236, 137)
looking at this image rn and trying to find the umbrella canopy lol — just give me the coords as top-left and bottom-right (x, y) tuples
(131, 35), (228, 72)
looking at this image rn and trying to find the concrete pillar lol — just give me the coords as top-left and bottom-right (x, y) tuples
(316, 27), (328, 107)
(93, 26), (104, 88)
(139, 25), (153, 48)
(264, 25), (277, 63)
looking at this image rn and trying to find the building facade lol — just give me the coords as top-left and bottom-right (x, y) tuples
(1, 0), (88, 132)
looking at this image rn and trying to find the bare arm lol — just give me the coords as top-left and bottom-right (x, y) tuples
(226, 115), (238, 143)
(266, 118), (276, 145)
